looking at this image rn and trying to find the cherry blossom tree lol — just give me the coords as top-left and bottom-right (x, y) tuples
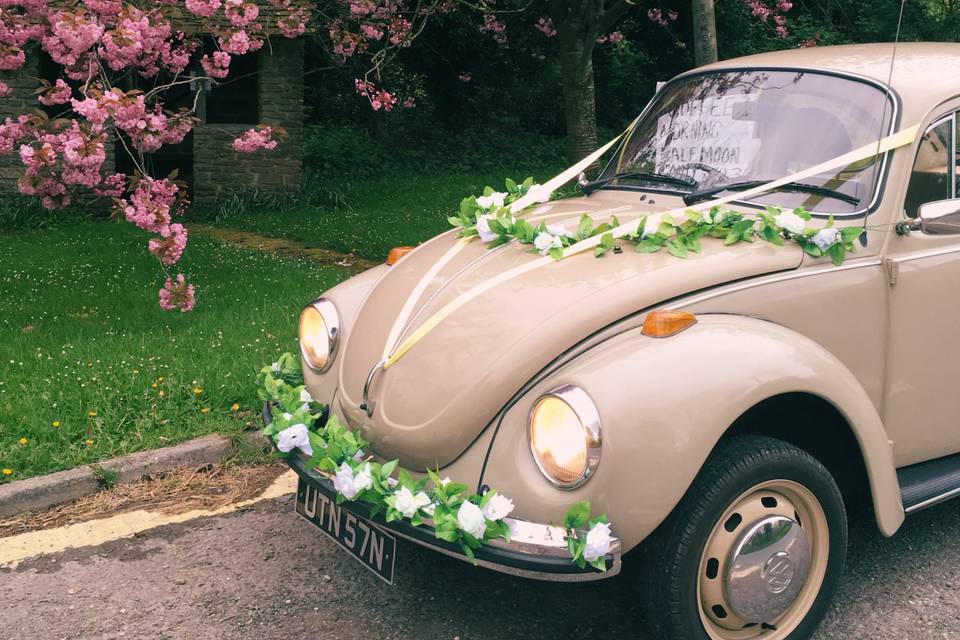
(0, 0), (308, 310)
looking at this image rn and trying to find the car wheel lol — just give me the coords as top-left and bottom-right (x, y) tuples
(641, 435), (847, 640)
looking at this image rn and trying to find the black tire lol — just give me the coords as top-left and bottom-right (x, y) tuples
(640, 435), (848, 640)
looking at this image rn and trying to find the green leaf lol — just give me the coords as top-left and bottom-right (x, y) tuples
(380, 459), (398, 478)
(577, 215), (594, 240)
(505, 177), (518, 193)
(840, 226), (863, 243)
(793, 207), (812, 221)
(563, 500), (591, 529)
(666, 239), (688, 258)
(447, 216), (464, 227)
(828, 241), (846, 265)
(635, 237), (663, 253)
(434, 528), (458, 543)
(548, 246), (564, 261)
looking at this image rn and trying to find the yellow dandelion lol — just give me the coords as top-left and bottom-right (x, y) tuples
(193, 387), (203, 395)
(18, 437), (28, 446)
(84, 439), (94, 446)
(151, 383), (158, 389)
(52, 421), (60, 428)
(158, 376), (164, 382)
(87, 410), (97, 418)
(200, 407), (210, 414)
(2, 468), (11, 476)
(230, 403), (240, 411)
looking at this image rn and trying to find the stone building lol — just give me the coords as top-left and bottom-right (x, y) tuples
(0, 29), (304, 207)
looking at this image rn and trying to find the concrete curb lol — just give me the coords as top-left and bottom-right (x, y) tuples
(0, 433), (262, 519)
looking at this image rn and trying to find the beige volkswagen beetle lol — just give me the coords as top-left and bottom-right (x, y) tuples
(280, 43), (960, 639)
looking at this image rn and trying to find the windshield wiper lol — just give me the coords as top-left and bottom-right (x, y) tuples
(682, 179), (860, 206)
(582, 171), (697, 195)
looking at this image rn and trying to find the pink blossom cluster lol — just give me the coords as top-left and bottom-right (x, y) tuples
(647, 8), (678, 27)
(200, 51), (231, 78)
(224, 0), (259, 27)
(218, 28), (263, 55)
(535, 17), (556, 37)
(14, 121), (107, 207)
(148, 222), (188, 265)
(93, 172), (126, 197)
(354, 78), (397, 112)
(120, 175), (184, 233)
(596, 31), (624, 44)
(745, 0), (792, 38)
(38, 79), (73, 106)
(479, 14), (506, 46)
(184, 0), (221, 18)
(458, 72), (471, 83)
(231, 126), (280, 153)
(0, 81), (12, 97)
(159, 274), (195, 312)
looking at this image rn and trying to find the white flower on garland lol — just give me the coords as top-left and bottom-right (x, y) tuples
(276, 423), (313, 457)
(774, 211), (806, 236)
(583, 522), (613, 562)
(526, 183), (552, 204)
(476, 214), (497, 243)
(457, 500), (487, 539)
(534, 231), (563, 255)
(476, 191), (507, 210)
(393, 486), (432, 517)
(333, 462), (372, 500)
(481, 493), (514, 521)
(812, 227), (839, 251)
(299, 388), (312, 412)
(271, 361), (281, 372)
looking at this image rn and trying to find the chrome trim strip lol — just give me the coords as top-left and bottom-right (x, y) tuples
(904, 486), (960, 514)
(675, 258), (884, 310)
(888, 244), (960, 263)
(529, 384), (602, 490)
(299, 298), (340, 374)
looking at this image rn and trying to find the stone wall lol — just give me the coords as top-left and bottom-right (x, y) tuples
(0, 54), (40, 190)
(192, 37), (304, 206)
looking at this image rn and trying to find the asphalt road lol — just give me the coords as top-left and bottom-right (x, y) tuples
(4, 493), (960, 640)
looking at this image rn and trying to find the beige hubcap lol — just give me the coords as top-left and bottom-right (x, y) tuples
(696, 480), (830, 639)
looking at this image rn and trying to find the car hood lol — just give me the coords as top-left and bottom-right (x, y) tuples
(337, 192), (803, 469)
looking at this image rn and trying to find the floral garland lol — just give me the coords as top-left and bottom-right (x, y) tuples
(449, 177), (864, 265)
(257, 353), (614, 571)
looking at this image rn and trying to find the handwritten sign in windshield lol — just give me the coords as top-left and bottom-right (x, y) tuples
(654, 96), (761, 180)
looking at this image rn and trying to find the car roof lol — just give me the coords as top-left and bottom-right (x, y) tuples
(691, 43), (960, 124)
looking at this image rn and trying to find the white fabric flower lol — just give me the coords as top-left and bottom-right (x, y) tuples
(475, 214), (497, 243)
(333, 462), (358, 499)
(812, 227), (840, 251)
(526, 183), (552, 203)
(440, 477), (451, 486)
(637, 216), (656, 238)
(582, 522), (613, 562)
(271, 361), (281, 372)
(534, 232), (563, 256)
(386, 477), (399, 489)
(423, 502), (437, 517)
(457, 500), (487, 539)
(353, 463), (373, 494)
(774, 211), (806, 235)
(481, 494), (514, 521)
(476, 191), (507, 210)
(393, 486), (431, 518)
(299, 388), (312, 403)
(545, 223), (568, 236)
(352, 449), (365, 463)
(282, 412), (292, 421)
(276, 424), (313, 457)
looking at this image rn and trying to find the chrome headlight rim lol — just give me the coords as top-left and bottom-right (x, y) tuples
(528, 384), (602, 490)
(299, 298), (340, 373)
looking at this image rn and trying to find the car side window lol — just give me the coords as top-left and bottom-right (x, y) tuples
(905, 117), (954, 218)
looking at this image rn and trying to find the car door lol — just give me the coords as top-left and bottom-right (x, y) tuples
(884, 107), (960, 467)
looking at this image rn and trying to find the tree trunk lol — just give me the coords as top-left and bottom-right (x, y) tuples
(557, 28), (598, 164)
(692, 0), (719, 66)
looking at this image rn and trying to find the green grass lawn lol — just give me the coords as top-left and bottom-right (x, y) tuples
(0, 220), (350, 482)
(211, 167), (562, 261)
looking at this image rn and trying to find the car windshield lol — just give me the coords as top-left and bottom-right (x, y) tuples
(599, 70), (895, 214)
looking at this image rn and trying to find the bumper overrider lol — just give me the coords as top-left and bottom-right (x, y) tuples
(262, 404), (622, 582)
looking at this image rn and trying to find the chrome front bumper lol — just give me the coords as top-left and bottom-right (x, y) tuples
(264, 404), (622, 582)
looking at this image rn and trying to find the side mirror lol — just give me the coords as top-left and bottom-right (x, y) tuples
(918, 199), (960, 235)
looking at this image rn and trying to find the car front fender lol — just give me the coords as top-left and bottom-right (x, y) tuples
(479, 314), (903, 552)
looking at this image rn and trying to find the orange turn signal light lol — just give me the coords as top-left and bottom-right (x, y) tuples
(641, 310), (697, 338)
(386, 246), (414, 266)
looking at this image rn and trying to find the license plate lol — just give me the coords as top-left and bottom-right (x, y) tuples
(296, 479), (397, 584)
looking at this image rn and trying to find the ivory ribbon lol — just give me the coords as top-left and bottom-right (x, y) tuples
(380, 117), (641, 360)
(381, 123), (919, 370)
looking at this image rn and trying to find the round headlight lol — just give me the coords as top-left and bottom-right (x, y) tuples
(299, 299), (339, 373)
(528, 385), (601, 489)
